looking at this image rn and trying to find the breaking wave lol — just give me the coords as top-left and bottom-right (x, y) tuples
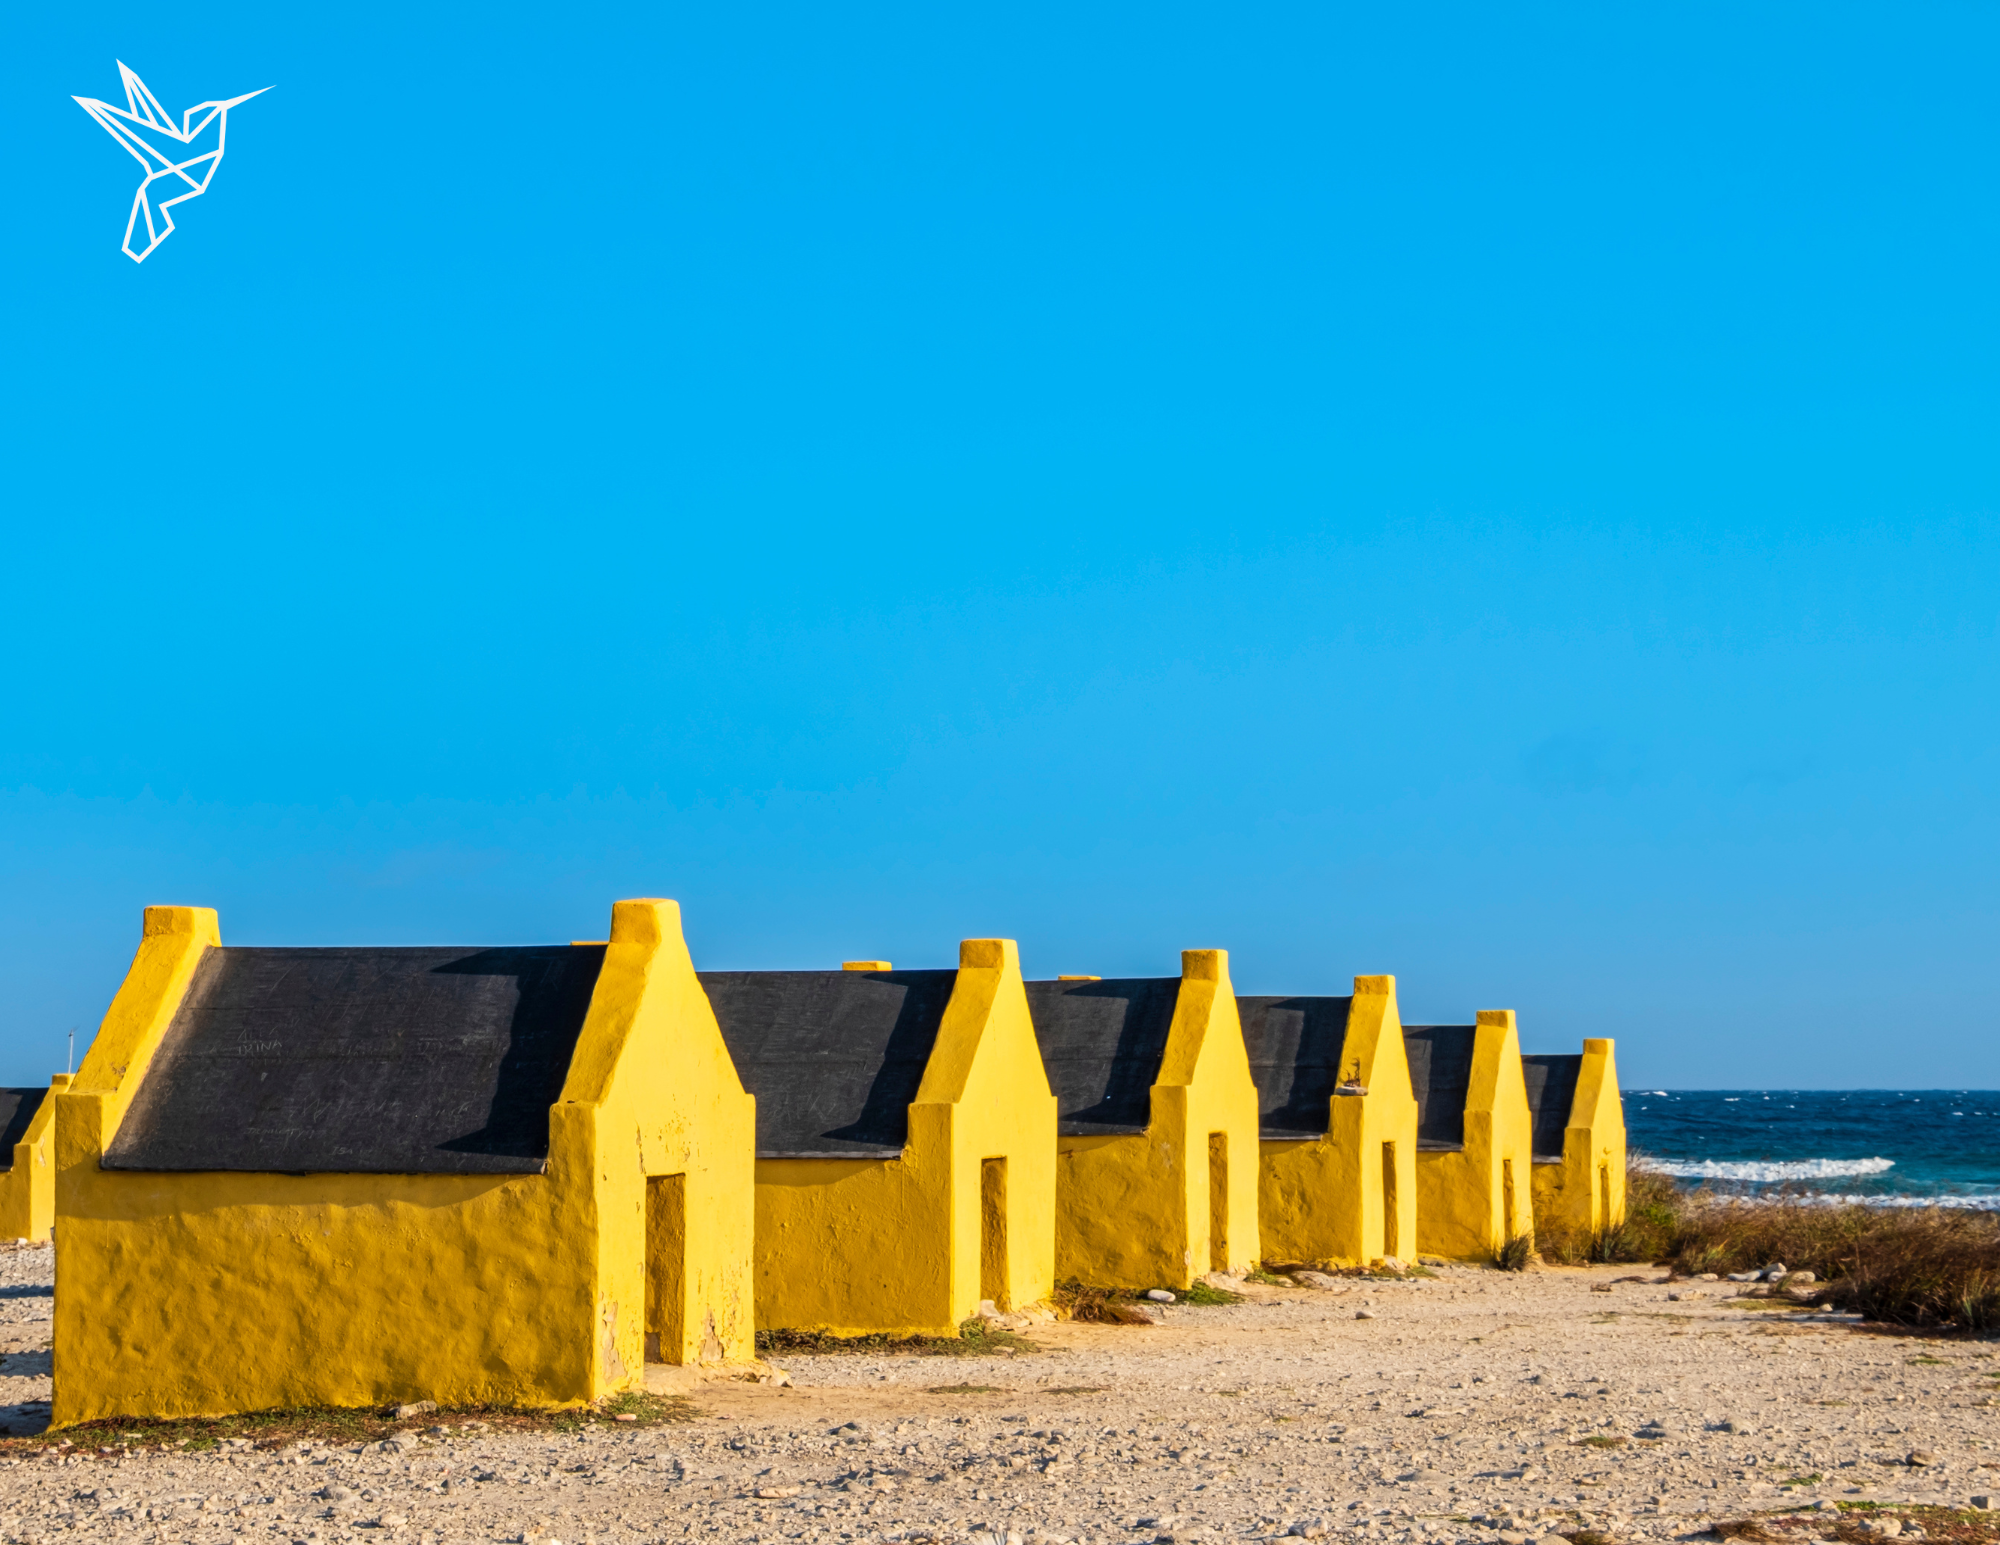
(1633, 1156), (1894, 1182)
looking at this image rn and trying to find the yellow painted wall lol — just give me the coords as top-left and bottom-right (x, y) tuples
(749, 938), (1057, 1336)
(1529, 1038), (1627, 1237)
(0, 1076), (70, 1243)
(1414, 1009), (1536, 1262)
(53, 898), (756, 1425)
(1054, 949), (1262, 1288)
(1257, 975), (1419, 1268)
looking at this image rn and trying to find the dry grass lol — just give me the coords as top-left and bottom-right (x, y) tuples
(1048, 1278), (1244, 1324)
(1561, 1161), (2000, 1331)
(757, 1319), (1040, 1356)
(25, 1392), (696, 1453)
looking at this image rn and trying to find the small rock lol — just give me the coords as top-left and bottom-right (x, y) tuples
(1788, 1270), (1818, 1285)
(1353, 1310), (1376, 1320)
(1287, 1521), (1327, 1539)
(393, 1400), (438, 1420)
(755, 1486), (802, 1499)
(1909, 1450), (1938, 1467)
(1970, 1495), (1993, 1510)
(379, 1514), (409, 1530)
(1698, 1272), (1720, 1281)
(1498, 1533), (1530, 1545)
(1721, 1420), (1755, 1435)
(1295, 1271), (1344, 1290)
(1763, 1262), (1787, 1276)
(1726, 1272), (1760, 1283)
(1667, 1291), (1683, 1301)
(1145, 1289), (1176, 1303)
(1535, 1536), (1570, 1545)
(1378, 1257), (1408, 1272)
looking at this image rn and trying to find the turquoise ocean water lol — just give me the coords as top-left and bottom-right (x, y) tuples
(1624, 1090), (2000, 1206)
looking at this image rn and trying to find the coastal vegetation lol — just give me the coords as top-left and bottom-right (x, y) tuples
(1540, 1164), (2000, 1330)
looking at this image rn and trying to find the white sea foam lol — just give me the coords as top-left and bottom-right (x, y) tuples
(1633, 1156), (1894, 1181)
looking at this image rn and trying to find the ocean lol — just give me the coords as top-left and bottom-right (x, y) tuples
(1624, 1089), (2000, 1207)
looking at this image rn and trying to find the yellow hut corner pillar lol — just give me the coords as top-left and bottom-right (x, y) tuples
(1040, 949), (1262, 1290)
(921, 939), (1058, 1322)
(1527, 1038), (1627, 1240)
(0, 1075), (72, 1243)
(1412, 1009), (1536, 1262)
(557, 898), (759, 1371)
(719, 938), (1056, 1338)
(1253, 975), (1419, 1269)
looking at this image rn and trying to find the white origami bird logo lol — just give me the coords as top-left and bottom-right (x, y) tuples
(73, 62), (270, 263)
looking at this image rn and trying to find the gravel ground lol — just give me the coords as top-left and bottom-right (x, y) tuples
(2, 1252), (1998, 1545)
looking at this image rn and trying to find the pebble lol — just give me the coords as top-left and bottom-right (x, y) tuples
(1146, 1290), (1176, 1303)
(1353, 1309), (1376, 1320)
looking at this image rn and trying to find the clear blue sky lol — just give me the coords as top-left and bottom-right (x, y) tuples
(4, 3), (1998, 1090)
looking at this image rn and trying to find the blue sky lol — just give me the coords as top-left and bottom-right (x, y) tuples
(4, 3), (1998, 1089)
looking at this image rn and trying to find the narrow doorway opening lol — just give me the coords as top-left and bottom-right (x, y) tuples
(1207, 1132), (1229, 1271)
(1599, 1164), (1612, 1228)
(1501, 1157), (1517, 1240)
(980, 1157), (1009, 1309)
(1381, 1141), (1399, 1259)
(646, 1173), (686, 1364)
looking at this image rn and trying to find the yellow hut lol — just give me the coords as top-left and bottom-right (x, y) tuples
(1407, 1010), (1536, 1261)
(701, 939), (1056, 1337)
(53, 898), (757, 1425)
(1025, 950), (1260, 1289)
(1524, 1039), (1627, 1239)
(0, 1076), (70, 1242)
(1242, 975), (1419, 1268)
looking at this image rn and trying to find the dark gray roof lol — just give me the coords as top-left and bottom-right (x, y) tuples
(698, 970), (958, 1157)
(1238, 996), (1354, 1139)
(0, 1087), (48, 1172)
(1521, 1053), (1583, 1162)
(1403, 1025), (1476, 1152)
(1024, 978), (1180, 1136)
(102, 945), (607, 1174)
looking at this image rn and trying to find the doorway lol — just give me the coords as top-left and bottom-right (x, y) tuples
(1381, 1141), (1399, 1259)
(980, 1158), (1009, 1308)
(646, 1173), (686, 1363)
(1599, 1164), (1612, 1229)
(1207, 1133), (1229, 1271)
(1501, 1157), (1517, 1240)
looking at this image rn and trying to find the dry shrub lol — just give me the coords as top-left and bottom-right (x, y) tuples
(1048, 1280), (1157, 1325)
(1613, 1165), (2000, 1329)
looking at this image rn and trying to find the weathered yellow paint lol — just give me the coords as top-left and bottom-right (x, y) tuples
(1256, 976), (1419, 1267)
(1529, 1038), (1627, 1236)
(748, 938), (1057, 1336)
(0, 1075), (71, 1242)
(1053, 950), (1262, 1288)
(1415, 1009), (1536, 1261)
(842, 961), (893, 971)
(53, 898), (757, 1424)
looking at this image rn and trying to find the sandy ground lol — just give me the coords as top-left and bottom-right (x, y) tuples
(1, 1250), (1996, 1545)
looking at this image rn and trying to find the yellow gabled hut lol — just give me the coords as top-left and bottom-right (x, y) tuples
(53, 898), (757, 1424)
(701, 939), (1056, 1338)
(1242, 975), (1419, 1268)
(0, 1076), (70, 1242)
(1025, 950), (1260, 1289)
(1407, 1009), (1536, 1261)
(1524, 1038), (1627, 1239)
